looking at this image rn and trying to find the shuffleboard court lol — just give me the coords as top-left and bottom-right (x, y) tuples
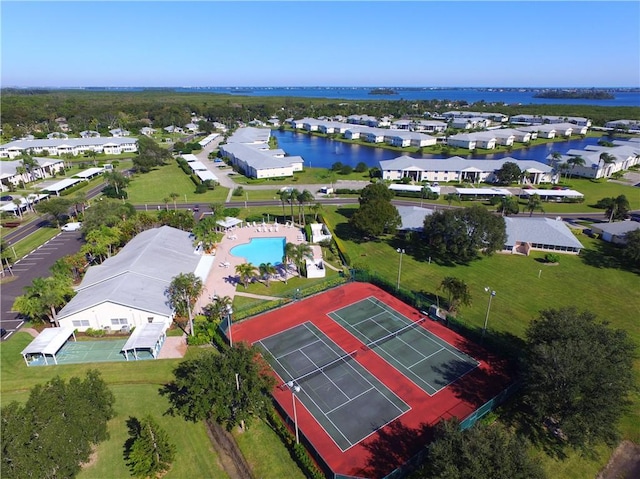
(257, 322), (410, 451)
(328, 297), (479, 396)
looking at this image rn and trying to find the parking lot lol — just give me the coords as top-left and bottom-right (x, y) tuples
(1, 230), (84, 339)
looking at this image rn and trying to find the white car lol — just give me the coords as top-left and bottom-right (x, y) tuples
(61, 222), (82, 232)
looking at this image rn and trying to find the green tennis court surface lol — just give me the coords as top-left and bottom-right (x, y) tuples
(257, 322), (410, 451)
(27, 339), (154, 366)
(328, 297), (479, 396)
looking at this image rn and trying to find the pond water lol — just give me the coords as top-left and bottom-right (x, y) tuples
(272, 130), (605, 169)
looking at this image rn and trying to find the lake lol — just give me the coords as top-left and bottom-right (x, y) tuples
(272, 130), (604, 169)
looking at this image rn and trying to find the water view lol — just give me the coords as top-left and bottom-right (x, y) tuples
(272, 130), (604, 169)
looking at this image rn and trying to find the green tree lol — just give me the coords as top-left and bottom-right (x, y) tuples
(526, 193), (544, 216)
(354, 161), (368, 173)
(161, 343), (276, 431)
(414, 418), (545, 479)
(423, 206), (506, 262)
(597, 152), (616, 178)
(82, 225), (122, 262)
(12, 274), (74, 326)
(82, 198), (136, 230)
(169, 192), (180, 210)
(235, 262), (258, 289)
(1, 370), (114, 479)
(311, 202), (323, 221)
(444, 192), (460, 207)
(492, 195), (520, 216)
(258, 262), (277, 287)
(1, 239), (14, 267)
(622, 228), (640, 267)
(438, 276), (471, 314)
(36, 197), (72, 227)
(495, 161), (522, 185)
(350, 183), (400, 238)
(523, 307), (636, 450)
(134, 136), (171, 173)
(103, 170), (130, 197)
(567, 155), (585, 178)
(124, 416), (176, 479)
(157, 209), (195, 231)
(296, 189), (314, 225)
(166, 273), (204, 336)
(596, 194), (630, 222)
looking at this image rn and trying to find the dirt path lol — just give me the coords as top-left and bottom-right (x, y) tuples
(596, 440), (640, 479)
(205, 420), (254, 479)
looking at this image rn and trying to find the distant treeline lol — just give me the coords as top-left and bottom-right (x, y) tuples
(533, 89), (615, 100)
(1, 89), (638, 140)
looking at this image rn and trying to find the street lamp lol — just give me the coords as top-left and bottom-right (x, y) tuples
(396, 248), (405, 291)
(287, 381), (302, 444)
(226, 304), (234, 346)
(483, 287), (496, 338)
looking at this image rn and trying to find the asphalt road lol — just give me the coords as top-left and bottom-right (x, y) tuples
(1, 230), (84, 339)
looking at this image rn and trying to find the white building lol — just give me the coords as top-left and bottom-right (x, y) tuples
(220, 127), (304, 179)
(57, 226), (214, 333)
(0, 158), (65, 191)
(552, 139), (640, 179)
(0, 137), (138, 159)
(380, 156), (554, 184)
(503, 217), (583, 255)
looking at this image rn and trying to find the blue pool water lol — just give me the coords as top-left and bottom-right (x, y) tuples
(230, 237), (286, 266)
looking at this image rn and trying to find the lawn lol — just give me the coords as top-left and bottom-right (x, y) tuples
(126, 160), (229, 204)
(322, 205), (640, 477)
(0, 333), (304, 478)
(1, 226), (62, 263)
(229, 166), (372, 186)
(233, 419), (306, 479)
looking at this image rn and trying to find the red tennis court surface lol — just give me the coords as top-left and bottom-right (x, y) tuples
(232, 283), (515, 479)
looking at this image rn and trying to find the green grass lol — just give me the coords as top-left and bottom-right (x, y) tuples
(228, 189), (284, 202)
(241, 268), (341, 298)
(229, 166), (372, 186)
(0, 333), (304, 478)
(2, 226), (61, 261)
(126, 161), (229, 204)
(323, 205), (640, 477)
(233, 419), (306, 479)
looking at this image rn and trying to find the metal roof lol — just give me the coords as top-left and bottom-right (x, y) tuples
(21, 326), (76, 357)
(504, 217), (583, 249)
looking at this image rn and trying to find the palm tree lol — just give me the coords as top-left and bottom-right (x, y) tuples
(169, 192), (180, 210)
(287, 188), (300, 224)
(283, 242), (298, 280)
(567, 155), (585, 179)
(205, 295), (233, 323)
(526, 193), (544, 217)
(258, 263), (277, 287)
(311, 202), (323, 222)
(444, 193), (459, 207)
(278, 190), (289, 218)
(597, 152), (616, 179)
(235, 263), (257, 289)
(292, 243), (313, 276)
(162, 197), (170, 211)
(167, 272), (204, 336)
(296, 189), (314, 225)
(12, 199), (23, 219)
(558, 162), (570, 184)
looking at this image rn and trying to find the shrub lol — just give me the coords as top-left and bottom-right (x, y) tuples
(223, 207), (241, 217)
(232, 186), (244, 197)
(545, 253), (560, 263)
(85, 328), (105, 337)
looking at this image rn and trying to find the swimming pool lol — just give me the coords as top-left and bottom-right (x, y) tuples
(230, 237), (286, 265)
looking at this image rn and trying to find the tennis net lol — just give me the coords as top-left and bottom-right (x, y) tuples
(279, 349), (358, 389)
(362, 317), (426, 351)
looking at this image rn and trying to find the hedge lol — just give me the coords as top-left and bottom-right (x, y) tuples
(321, 214), (351, 266)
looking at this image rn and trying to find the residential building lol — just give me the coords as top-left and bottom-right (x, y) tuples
(1, 157), (66, 190)
(57, 226), (214, 333)
(590, 221), (640, 244)
(503, 217), (583, 255)
(0, 137), (138, 159)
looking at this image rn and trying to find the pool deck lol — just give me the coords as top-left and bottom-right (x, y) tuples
(194, 221), (307, 314)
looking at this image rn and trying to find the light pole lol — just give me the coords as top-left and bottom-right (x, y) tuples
(226, 304), (234, 346)
(483, 287), (496, 338)
(396, 248), (405, 291)
(287, 381), (301, 444)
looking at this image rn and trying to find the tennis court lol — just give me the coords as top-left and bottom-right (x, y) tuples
(257, 322), (410, 451)
(26, 339), (154, 366)
(328, 297), (479, 396)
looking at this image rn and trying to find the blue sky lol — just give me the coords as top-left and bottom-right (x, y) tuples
(2, 1), (639, 87)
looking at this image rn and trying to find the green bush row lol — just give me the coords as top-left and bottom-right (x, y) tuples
(234, 299), (291, 321)
(320, 215), (351, 266)
(334, 188), (362, 195)
(265, 408), (325, 479)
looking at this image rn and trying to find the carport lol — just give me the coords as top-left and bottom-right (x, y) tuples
(121, 322), (167, 360)
(21, 326), (76, 366)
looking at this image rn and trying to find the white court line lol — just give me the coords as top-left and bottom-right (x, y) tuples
(276, 338), (322, 360)
(299, 348), (350, 403)
(324, 386), (375, 415)
(407, 347), (445, 369)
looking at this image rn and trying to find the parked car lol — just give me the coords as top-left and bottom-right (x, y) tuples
(193, 204), (200, 212)
(1, 328), (7, 338)
(61, 222), (82, 231)
(0, 195), (13, 201)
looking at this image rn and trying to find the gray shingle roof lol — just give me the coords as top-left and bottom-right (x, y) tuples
(504, 217), (583, 249)
(57, 226), (204, 319)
